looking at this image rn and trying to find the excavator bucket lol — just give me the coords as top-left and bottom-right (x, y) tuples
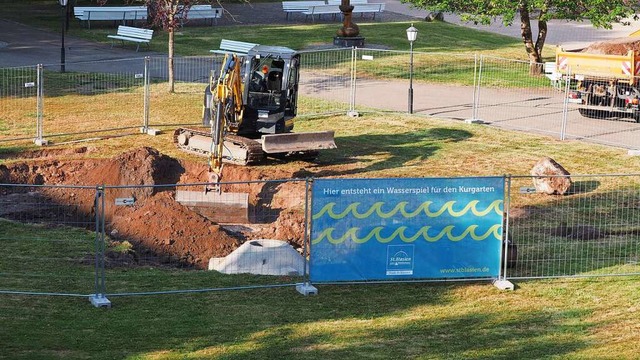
(175, 190), (250, 224)
(261, 131), (337, 154)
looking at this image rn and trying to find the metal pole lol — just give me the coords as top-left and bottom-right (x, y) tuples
(560, 66), (571, 141)
(60, 4), (66, 73)
(475, 55), (484, 119)
(143, 56), (150, 132)
(36, 64), (43, 142)
(408, 41), (414, 114)
(303, 178), (311, 283)
(471, 53), (478, 120)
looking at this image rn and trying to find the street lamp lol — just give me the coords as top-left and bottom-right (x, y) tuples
(406, 24), (418, 114)
(59, 0), (68, 73)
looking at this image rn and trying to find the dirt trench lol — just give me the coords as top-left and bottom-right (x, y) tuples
(0, 147), (308, 269)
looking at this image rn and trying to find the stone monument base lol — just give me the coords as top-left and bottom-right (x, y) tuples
(333, 36), (365, 48)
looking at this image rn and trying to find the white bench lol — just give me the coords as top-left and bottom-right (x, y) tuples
(544, 61), (563, 89)
(107, 25), (153, 52)
(177, 5), (223, 26)
(210, 39), (259, 55)
(282, 1), (325, 20)
(352, 3), (385, 19)
(326, 0), (368, 5)
(303, 4), (342, 21)
(74, 6), (147, 29)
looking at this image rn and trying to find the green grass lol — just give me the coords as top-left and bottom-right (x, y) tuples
(2, 113), (640, 358)
(1, 0), (552, 61)
(2, 3), (640, 359)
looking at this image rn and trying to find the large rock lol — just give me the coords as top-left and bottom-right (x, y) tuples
(530, 157), (572, 195)
(425, 11), (444, 22)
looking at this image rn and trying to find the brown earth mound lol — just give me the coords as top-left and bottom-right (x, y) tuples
(0, 147), (306, 269)
(582, 36), (640, 55)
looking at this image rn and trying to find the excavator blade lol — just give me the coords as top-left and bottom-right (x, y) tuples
(175, 190), (249, 224)
(261, 131), (336, 154)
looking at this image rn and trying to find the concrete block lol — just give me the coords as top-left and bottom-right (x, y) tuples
(296, 282), (318, 296)
(89, 294), (112, 308)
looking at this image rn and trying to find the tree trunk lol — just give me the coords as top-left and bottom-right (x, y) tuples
(518, 2), (543, 75)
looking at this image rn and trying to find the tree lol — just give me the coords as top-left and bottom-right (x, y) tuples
(402, 0), (640, 73)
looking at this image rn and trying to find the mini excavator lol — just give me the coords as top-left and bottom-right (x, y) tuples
(174, 43), (336, 222)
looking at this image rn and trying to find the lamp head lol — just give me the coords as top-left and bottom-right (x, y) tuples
(406, 24), (418, 42)
(59, 0), (68, 6)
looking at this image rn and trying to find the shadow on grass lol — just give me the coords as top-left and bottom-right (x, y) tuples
(507, 182), (640, 278)
(72, 284), (591, 360)
(297, 127), (473, 177)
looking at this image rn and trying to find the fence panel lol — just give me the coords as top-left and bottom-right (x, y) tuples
(506, 174), (640, 279)
(342, 49), (476, 120)
(298, 48), (353, 116)
(101, 179), (309, 295)
(147, 55), (221, 130)
(0, 66), (38, 143)
(563, 74), (640, 149)
(41, 58), (147, 143)
(0, 184), (99, 296)
(477, 56), (565, 137)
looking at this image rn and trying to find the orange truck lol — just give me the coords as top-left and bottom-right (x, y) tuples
(556, 47), (640, 122)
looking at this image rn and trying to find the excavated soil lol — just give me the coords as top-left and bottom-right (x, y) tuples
(0, 147), (307, 269)
(582, 37), (640, 55)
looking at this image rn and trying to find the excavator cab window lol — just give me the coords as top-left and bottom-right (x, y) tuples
(248, 57), (285, 109)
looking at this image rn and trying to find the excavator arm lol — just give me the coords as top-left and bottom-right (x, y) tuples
(207, 53), (245, 193)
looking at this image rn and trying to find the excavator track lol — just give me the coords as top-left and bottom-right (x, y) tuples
(173, 128), (264, 165)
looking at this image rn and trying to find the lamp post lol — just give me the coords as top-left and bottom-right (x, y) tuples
(406, 24), (418, 114)
(59, 0), (68, 73)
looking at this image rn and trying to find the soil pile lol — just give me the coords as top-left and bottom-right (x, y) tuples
(582, 37), (640, 55)
(0, 147), (307, 269)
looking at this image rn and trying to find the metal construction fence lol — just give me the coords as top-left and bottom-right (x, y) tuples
(2, 49), (640, 149)
(1, 175), (639, 305)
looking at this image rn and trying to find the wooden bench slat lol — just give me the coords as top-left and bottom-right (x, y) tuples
(107, 25), (154, 52)
(176, 5), (223, 26)
(282, 1), (326, 20)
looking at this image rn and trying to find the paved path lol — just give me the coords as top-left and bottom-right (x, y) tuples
(3, 1), (640, 68)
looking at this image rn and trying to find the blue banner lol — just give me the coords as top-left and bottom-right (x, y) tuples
(310, 177), (504, 282)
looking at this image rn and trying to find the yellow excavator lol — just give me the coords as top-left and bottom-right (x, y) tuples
(173, 44), (336, 221)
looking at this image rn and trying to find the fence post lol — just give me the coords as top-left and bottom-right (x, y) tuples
(140, 56), (159, 136)
(466, 54), (483, 123)
(34, 64), (48, 146)
(90, 185), (111, 308)
(560, 66), (571, 141)
(297, 178), (318, 296)
(494, 175), (514, 291)
(347, 47), (359, 117)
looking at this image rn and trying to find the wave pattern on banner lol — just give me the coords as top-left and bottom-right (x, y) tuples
(312, 224), (503, 245)
(312, 200), (504, 220)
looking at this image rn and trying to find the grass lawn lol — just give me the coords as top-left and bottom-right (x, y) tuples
(2, 112), (640, 359)
(1, 0), (553, 60)
(1, 2), (640, 360)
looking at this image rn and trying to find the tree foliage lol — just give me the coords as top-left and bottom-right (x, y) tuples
(403, 0), (640, 70)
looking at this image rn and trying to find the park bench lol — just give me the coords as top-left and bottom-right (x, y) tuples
(107, 25), (154, 52)
(326, 0), (368, 5)
(74, 6), (147, 29)
(177, 4), (223, 26)
(352, 3), (385, 20)
(210, 39), (259, 55)
(544, 61), (563, 89)
(303, 4), (342, 21)
(282, 1), (326, 20)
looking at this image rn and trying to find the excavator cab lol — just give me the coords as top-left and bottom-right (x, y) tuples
(240, 45), (301, 136)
